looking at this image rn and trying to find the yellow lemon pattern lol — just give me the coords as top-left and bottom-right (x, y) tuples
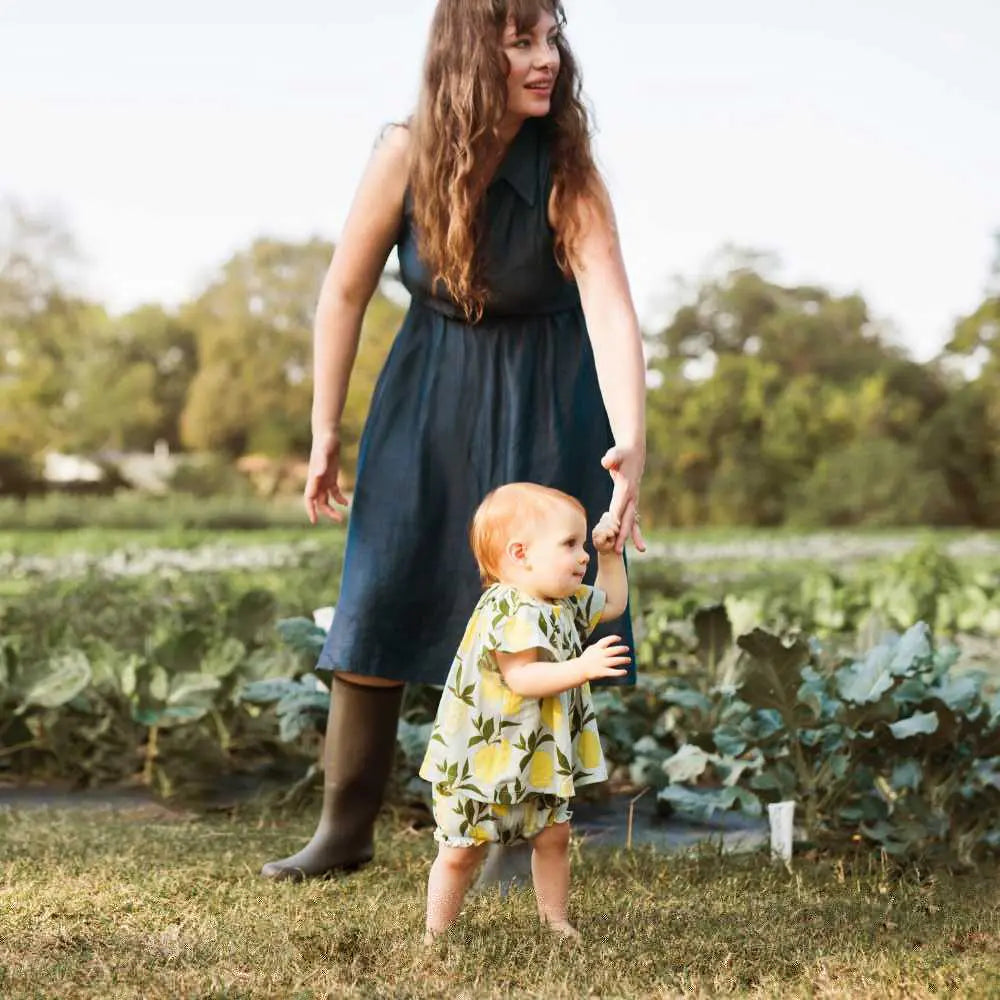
(419, 582), (613, 803)
(528, 749), (555, 787)
(540, 695), (564, 733)
(576, 729), (603, 770)
(473, 740), (513, 783)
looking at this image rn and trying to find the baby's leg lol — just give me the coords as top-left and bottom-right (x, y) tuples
(424, 842), (487, 944)
(530, 820), (580, 939)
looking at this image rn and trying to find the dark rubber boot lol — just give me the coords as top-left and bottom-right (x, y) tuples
(260, 674), (405, 882)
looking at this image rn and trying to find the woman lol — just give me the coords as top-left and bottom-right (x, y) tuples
(261, 0), (646, 883)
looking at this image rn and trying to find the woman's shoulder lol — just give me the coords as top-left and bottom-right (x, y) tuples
(375, 120), (411, 151)
(370, 121), (411, 173)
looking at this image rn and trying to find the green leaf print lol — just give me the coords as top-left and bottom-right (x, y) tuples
(500, 719), (519, 730)
(498, 597), (510, 616)
(519, 751), (532, 773)
(456, 782), (485, 796)
(468, 734), (485, 748)
(432, 733), (447, 747)
(482, 717), (495, 741)
(447, 761), (458, 782)
(537, 611), (547, 637)
(464, 799), (476, 823)
(556, 747), (571, 772)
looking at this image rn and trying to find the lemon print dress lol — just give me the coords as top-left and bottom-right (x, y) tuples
(419, 582), (609, 845)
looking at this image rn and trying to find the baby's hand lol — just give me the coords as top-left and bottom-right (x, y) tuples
(578, 635), (630, 681)
(591, 511), (619, 554)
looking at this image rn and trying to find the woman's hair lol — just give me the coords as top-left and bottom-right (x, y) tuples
(409, 0), (603, 321)
(470, 482), (586, 585)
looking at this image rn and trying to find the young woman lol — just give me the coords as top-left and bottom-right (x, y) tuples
(261, 0), (646, 884)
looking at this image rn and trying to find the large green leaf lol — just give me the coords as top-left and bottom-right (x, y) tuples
(149, 666), (169, 702)
(662, 687), (713, 712)
(693, 605), (732, 670)
(931, 673), (985, 715)
(836, 651), (894, 704)
(167, 672), (222, 707)
(662, 744), (714, 783)
(230, 589), (279, 643)
(151, 628), (209, 675)
(396, 719), (434, 768)
(657, 784), (762, 821)
(239, 677), (305, 704)
(276, 689), (329, 718)
(200, 638), (247, 679)
(735, 629), (811, 726)
(279, 709), (315, 743)
(21, 651), (92, 709)
(275, 617), (328, 657)
(890, 760), (922, 791)
(886, 623), (932, 674)
(888, 711), (938, 740)
(797, 666), (839, 723)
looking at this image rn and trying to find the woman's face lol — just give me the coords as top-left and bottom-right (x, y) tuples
(501, 10), (561, 122)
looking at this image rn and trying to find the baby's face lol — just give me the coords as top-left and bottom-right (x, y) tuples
(522, 504), (590, 600)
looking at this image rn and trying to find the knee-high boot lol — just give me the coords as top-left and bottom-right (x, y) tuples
(261, 674), (405, 882)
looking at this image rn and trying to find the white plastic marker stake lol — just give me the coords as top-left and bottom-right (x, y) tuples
(768, 801), (795, 862)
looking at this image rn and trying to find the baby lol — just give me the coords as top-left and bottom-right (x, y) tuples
(419, 482), (631, 944)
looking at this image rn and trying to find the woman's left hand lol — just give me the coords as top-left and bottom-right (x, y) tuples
(601, 444), (647, 554)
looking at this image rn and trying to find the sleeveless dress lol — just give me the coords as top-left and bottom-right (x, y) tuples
(316, 116), (636, 688)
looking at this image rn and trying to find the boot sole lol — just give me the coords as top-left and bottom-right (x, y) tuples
(260, 855), (375, 882)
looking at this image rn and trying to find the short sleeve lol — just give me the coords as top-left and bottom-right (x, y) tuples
(568, 585), (606, 640)
(487, 598), (560, 661)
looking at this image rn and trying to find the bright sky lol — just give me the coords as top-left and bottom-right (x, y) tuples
(2, 0), (998, 360)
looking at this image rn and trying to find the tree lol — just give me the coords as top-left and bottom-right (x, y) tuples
(180, 236), (403, 473)
(643, 248), (959, 527)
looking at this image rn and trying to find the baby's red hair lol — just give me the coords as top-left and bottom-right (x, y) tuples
(469, 482), (586, 586)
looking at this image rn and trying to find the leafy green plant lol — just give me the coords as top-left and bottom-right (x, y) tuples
(649, 611), (1000, 863)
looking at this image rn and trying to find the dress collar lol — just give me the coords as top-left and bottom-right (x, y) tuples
(489, 118), (541, 206)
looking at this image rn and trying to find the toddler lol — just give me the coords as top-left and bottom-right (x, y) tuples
(419, 482), (631, 944)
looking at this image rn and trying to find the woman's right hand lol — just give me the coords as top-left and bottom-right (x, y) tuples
(303, 432), (349, 525)
(578, 635), (631, 681)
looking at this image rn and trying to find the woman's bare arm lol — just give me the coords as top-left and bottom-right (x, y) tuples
(310, 125), (411, 440)
(551, 178), (647, 552)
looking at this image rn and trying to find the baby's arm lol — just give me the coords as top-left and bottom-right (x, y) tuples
(592, 512), (628, 621)
(496, 643), (629, 699)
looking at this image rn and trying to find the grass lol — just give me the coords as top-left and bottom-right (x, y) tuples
(1, 806), (999, 998)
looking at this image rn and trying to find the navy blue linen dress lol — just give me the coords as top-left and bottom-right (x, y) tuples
(317, 117), (636, 688)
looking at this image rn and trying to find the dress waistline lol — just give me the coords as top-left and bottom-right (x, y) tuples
(411, 294), (579, 323)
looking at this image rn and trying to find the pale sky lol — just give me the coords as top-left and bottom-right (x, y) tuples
(2, 0), (999, 360)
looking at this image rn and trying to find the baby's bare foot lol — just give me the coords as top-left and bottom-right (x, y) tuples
(423, 929), (441, 947)
(545, 920), (581, 940)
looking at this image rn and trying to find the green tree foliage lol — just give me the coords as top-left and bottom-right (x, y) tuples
(5, 193), (1000, 526)
(179, 237), (402, 467)
(644, 247), (981, 527)
(0, 203), (191, 456)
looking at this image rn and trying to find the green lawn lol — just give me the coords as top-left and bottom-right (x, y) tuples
(1, 806), (998, 998)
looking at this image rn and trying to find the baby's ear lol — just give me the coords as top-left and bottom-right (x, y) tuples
(505, 539), (528, 564)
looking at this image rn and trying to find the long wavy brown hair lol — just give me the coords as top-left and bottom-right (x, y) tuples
(409, 0), (603, 321)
